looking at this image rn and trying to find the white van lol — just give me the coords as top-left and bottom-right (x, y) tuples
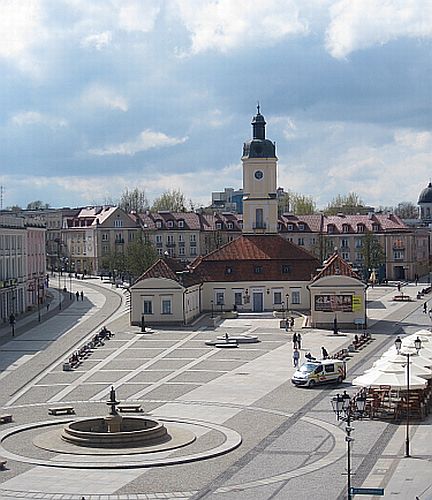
(292, 359), (346, 388)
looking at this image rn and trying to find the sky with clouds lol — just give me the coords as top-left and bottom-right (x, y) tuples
(0, 0), (431, 210)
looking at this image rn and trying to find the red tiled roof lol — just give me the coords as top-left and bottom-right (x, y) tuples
(191, 234), (320, 282)
(311, 251), (362, 282)
(134, 258), (199, 287)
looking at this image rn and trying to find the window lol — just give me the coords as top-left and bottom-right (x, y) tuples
(114, 219), (123, 228)
(298, 237), (304, 246)
(155, 220), (162, 229)
(102, 233), (109, 241)
(143, 300), (152, 314)
(255, 208), (264, 229)
(234, 292), (242, 306)
(225, 267), (233, 275)
(156, 234), (162, 243)
(178, 220), (184, 228)
(190, 247), (197, 256)
(393, 250), (404, 260)
(327, 225), (335, 234)
(273, 291), (282, 304)
(179, 247), (185, 256)
(178, 234), (184, 242)
(287, 224), (293, 231)
(355, 238), (363, 248)
(161, 298), (172, 314)
(227, 222), (233, 229)
(216, 291), (224, 305)
(298, 223), (305, 231)
(357, 224), (365, 233)
(324, 364), (335, 373)
(102, 245), (109, 255)
(342, 252), (349, 260)
(342, 224), (350, 233)
(291, 290), (301, 304)
(254, 266), (263, 274)
(157, 248), (163, 256)
(340, 238), (349, 248)
(190, 234), (196, 242)
(282, 264), (290, 274)
(372, 224), (380, 232)
(355, 252), (363, 261)
(167, 235), (174, 244)
(167, 220), (174, 228)
(216, 221), (222, 230)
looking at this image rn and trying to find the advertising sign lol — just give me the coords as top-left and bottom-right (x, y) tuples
(315, 295), (353, 312)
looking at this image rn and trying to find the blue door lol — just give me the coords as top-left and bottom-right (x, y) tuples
(253, 292), (263, 312)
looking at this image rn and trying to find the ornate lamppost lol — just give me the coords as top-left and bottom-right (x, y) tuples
(331, 391), (367, 500)
(394, 336), (422, 457)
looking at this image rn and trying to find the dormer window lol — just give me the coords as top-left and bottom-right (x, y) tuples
(342, 224), (350, 233)
(254, 266), (263, 274)
(287, 224), (293, 231)
(282, 264), (290, 274)
(227, 222), (233, 229)
(298, 223), (305, 231)
(216, 221), (222, 230)
(167, 220), (174, 228)
(178, 220), (184, 228)
(372, 223), (380, 232)
(357, 224), (365, 233)
(155, 220), (162, 229)
(327, 224), (335, 234)
(225, 267), (233, 275)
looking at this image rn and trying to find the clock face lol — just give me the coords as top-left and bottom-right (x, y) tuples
(254, 170), (264, 180)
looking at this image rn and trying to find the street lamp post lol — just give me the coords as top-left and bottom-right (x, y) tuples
(394, 336), (422, 458)
(36, 278), (41, 322)
(331, 392), (367, 500)
(58, 270), (62, 310)
(285, 293), (289, 319)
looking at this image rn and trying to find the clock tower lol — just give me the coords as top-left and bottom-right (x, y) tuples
(242, 106), (278, 234)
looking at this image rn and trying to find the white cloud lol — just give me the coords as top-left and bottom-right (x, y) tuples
(174, 0), (308, 54)
(11, 111), (67, 128)
(118, 0), (160, 32)
(326, 0), (432, 59)
(80, 84), (128, 112)
(88, 129), (187, 156)
(0, 0), (47, 75)
(81, 31), (112, 50)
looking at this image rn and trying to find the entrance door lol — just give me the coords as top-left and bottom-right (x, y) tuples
(253, 292), (263, 312)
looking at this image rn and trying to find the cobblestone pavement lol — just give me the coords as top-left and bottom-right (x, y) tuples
(0, 280), (431, 499)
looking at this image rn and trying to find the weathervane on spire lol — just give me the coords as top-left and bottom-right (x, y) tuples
(257, 101), (260, 114)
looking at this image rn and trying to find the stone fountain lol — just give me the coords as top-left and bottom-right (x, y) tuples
(60, 386), (170, 449)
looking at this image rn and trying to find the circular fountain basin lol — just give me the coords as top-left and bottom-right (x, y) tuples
(61, 416), (169, 448)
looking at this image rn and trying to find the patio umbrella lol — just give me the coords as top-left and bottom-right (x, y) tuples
(373, 359), (432, 379)
(373, 352), (432, 370)
(352, 370), (427, 389)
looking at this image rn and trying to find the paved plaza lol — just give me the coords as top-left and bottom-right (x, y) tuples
(0, 279), (431, 499)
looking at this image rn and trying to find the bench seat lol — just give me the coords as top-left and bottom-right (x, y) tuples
(48, 407), (75, 416)
(118, 404), (143, 413)
(0, 414), (12, 424)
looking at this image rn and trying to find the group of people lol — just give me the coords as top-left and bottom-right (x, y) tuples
(285, 316), (295, 331)
(75, 291), (84, 301)
(292, 332), (303, 367)
(294, 345), (329, 367)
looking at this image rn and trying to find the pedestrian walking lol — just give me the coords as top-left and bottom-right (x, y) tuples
(75, 291), (79, 301)
(285, 318), (289, 332)
(292, 332), (298, 350)
(80, 291), (84, 301)
(46, 303), (50, 312)
(297, 332), (302, 350)
(424, 302), (427, 314)
(289, 316), (295, 330)
(321, 346), (329, 359)
(397, 282), (401, 292)
(293, 348), (300, 367)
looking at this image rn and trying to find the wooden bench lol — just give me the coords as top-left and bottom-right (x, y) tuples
(48, 406), (75, 416)
(393, 295), (412, 302)
(118, 404), (143, 413)
(0, 458), (7, 469)
(0, 414), (12, 424)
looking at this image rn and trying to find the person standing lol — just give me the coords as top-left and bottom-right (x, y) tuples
(297, 332), (302, 350)
(424, 302), (427, 314)
(292, 332), (298, 350)
(321, 346), (329, 359)
(75, 291), (79, 301)
(80, 291), (84, 301)
(293, 348), (300, 367)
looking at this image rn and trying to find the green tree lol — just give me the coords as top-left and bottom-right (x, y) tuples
(291, 193), (316, 215)
(118, 187), (149, 213)
(151, 189), (187, 212)
(394, 202), (418, 219)
(361, 231), (385, 273)
(125, 237), (158, 280)
(324, 192), (364, 215)
(101, 250), (126, 277)
(27, 200), (49, 210)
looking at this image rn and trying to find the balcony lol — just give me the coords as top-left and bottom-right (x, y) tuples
(114, 238), (125, 244)
(166, 242), (176, 248)
(178, 241), (185, 247)
(253, 222), (267, 231)
(155, 242), (163, 248)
